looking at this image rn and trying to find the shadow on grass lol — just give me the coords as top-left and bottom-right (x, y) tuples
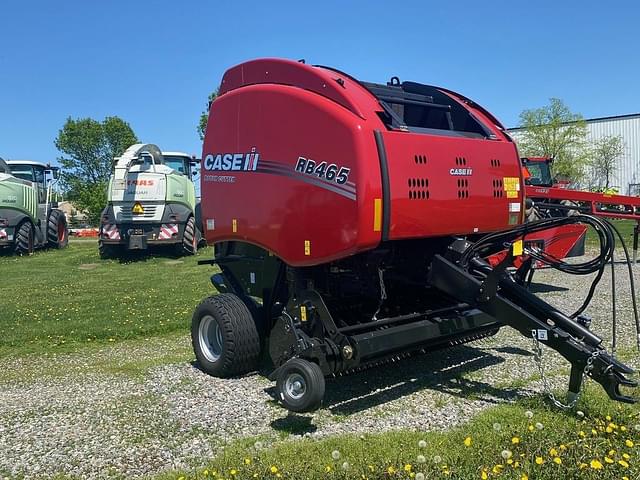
(263, 343), (536, 418)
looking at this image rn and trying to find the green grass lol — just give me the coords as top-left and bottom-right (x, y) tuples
(585, 218), (638, 249)
(161, 385), (640, 480)
(0, 240), (216, 356)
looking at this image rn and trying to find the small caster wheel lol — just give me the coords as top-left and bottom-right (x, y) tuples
(276, 358), (325, 412)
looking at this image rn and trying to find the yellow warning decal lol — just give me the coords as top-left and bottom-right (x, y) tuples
(304, 240), (311, 256)
(503, 177), (520, 198)
(300, 305), (307, 322)
(232, 219), (237, 233)
(373, 198), (382, 232)
(512, 239), (523, 256)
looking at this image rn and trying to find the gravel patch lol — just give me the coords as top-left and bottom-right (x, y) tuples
(2, 260), (639, 479)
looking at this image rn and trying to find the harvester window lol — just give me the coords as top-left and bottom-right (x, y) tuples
(164, 156), (190, 176)
(364, 81), (492, 139)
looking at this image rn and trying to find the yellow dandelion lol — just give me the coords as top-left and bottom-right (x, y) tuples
(276, 474), (282, 479)
(325, 466), (331, 473)
(368, 465), (374, 472)
(514, 461), (520, 468)
(492, 464), (504, 474)
(481, 471), (488, 480)
(619, 460), (630, 468)
(606, 426), (613, 433)
(559, 444), (566, 450)
(521, 475), (528, 480)
(591, 429), (598, 435)
(512, 437), (520, 444)
(625, 439), (635, 447)
(606, 415), (612, 421)
(404, 464), (412, 472)
(579, 431), (586, 438)
(270, 466), (278, 474)
(623, 453), (631, 460)
(623, 477), (630, 480)
(535, 457), (544, 465)
(387, 466), (396, 475)
(553, 457), (562, 465)
(579, 463), (588, 469)
(507, 458), (513, 465)
(604, 457), (614, 464)
(590, 459), (603, 469)
(608, 449), (616, 456)
(464, 436), (472, 447)
(244, 458), (251, 465)
(230, 469), (237, 476)
(203, 470), (209, 476)
(549, 448), (558, 456)
(528, 425), (534, 432)
(621, 425), (627, 431)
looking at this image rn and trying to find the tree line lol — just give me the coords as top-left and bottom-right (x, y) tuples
(54, 93), (626, 225)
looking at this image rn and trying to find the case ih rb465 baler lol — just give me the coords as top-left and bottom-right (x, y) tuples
(193, 58), (637, 412)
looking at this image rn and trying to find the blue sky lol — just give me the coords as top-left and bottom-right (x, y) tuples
(1, 0), (639, 164)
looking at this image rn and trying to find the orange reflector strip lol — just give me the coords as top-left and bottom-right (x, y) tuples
(304, 240), (311, 256)
(232, 219), (237, 233)
(373, 198), (382, 232)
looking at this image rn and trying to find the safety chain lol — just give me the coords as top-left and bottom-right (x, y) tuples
(530, 331), (600, 410)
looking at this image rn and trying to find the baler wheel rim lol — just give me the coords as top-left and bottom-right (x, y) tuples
(284, 373), (307, 400)
(199, 315), (224, 362)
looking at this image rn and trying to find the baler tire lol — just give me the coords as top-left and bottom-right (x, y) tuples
(276, 358), (325, 413)
(98, 240), (118, 259)
(47, 209), (69, 249)
(14, 221), (34, 256)
(177, 216), (197, 256)
(192, 294), (261, 377)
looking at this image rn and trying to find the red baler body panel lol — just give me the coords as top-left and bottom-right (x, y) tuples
(201, 59), (524, 266)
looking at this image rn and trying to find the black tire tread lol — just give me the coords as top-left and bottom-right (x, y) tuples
(177, 216), (197, 256)
(47, 209), (69, 249)
(14, 222), (33, 255)
(192, 294), (261, 377)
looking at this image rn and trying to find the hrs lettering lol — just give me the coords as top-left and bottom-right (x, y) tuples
(295, 157), (350, 185)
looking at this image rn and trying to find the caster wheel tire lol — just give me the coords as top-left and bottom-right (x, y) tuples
(276, 358), (325, 412)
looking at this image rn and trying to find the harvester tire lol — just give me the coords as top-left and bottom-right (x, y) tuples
(98, 240), (118, 259)
(276, 358), (325, 412)
(176, 216), (197, 256)
(192, 293), (261, 377)
(14, 221), (34, 256)
(47, 209), (69, 249)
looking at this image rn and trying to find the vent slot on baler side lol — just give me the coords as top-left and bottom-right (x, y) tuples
(408, 177), (430, 200)
(457, 178), (469, 199)
(492, 179), (504, 198)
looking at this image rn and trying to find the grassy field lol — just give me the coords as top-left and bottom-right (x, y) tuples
(0, 239), (216, 356)
(163, 387), (640, 480)
(585, 218), (637, 249)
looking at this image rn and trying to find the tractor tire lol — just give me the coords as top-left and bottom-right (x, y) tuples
(276, 358), (325, 412)
(191, 293), (261, 377)
(176, 216), (197, 256)
(14, 221), (34, 256)
(98, 240), (119, 259)
(47, 209), (69, 249)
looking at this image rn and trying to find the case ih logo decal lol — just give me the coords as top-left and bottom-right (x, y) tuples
(203, 147), (260, 172)
(295, 157), (351, 185)
(449, 168), (473, 176)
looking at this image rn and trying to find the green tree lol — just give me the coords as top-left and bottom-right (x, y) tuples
(197, 90), (218, 141)
(589, 135), (625, 190)
(55, 116), (138, 224)
(517, 98), (591, 183)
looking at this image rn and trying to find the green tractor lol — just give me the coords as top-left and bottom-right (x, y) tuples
(99, 144), (201, 258)
(0, 157), (69, 255)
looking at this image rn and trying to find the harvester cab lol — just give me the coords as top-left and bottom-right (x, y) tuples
(0, 159), (68, 254)
(99, 143), (201, 258)
(192, 59), (637, 412)
(522, 157), (555, 187)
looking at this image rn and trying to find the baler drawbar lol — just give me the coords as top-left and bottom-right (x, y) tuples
(192, 58), (637, 412)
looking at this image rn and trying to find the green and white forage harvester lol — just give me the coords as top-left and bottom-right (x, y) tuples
(99, 144), (201, 258)
(0, 157), (68, 254)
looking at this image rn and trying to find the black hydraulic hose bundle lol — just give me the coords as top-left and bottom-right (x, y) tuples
(460, 214), (640, 349)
